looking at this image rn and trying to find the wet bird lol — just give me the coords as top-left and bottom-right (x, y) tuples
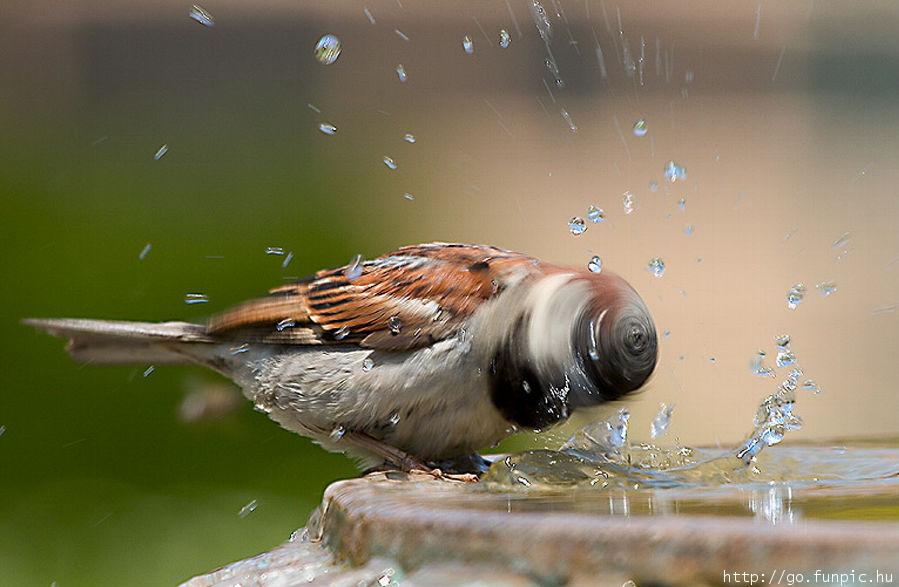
(25, 243), (657, 474)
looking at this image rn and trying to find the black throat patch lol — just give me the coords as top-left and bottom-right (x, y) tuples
(487, 317), (569, 430)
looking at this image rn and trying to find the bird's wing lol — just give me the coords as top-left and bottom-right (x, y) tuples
(207, 243), (539, 350)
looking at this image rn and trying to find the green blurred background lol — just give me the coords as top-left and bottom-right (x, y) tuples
(3, 1), (899, 584)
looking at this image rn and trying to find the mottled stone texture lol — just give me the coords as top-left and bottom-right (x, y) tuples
(185, 471), (899, 586)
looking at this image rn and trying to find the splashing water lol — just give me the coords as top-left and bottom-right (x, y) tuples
(647, 257), (666, 278)
(403, 133), (416, 144)
(361, 358), (374, 372)
(184, 293), (209, 304)
(499, 29), (511, 48)
(318, 122), (337, 135)
(587, 255), (603, 273)
(678, 198), (686, 210)
(786, 283), (806, 310)
(750, 351), (775, 378)
(153, 144), (169, 160)
(395, 64), (407, 82)
(314, 34), (341, 65)
(383, 156), (398, 170)
(462, 35), (474, 55)
(568, 217), (587, 236)
(650, 404), (675, 439)
(683, 225), (695, 236)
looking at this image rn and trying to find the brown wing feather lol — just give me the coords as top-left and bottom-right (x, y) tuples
(207, 243), (539, 350)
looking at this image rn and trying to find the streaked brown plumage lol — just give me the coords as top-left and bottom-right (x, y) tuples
(26, 242), (658, 473)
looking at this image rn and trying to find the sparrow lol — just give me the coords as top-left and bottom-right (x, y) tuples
(25, 242), (658, 474)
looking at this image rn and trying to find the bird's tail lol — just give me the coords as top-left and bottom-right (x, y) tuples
(23, 318), (216, 365)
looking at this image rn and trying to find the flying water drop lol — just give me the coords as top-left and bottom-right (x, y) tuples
(499, 29), (511, 48)
(462, 35), (474, 54)
(395, 64), (407, 82)
(587, 205), (605, 223)
(816, 281), (837, 297)
(647, 257), (666, 278)
(383, 156), (398, 170)
(345, 254), (363, 280)
(403, 133), (416, 143)
(189, 5), (215, 27)
(314, 34), (341, 65)
(153, 144), (169, 160)
(318, 122), (337, 135)
(632, 119), (648, 137)
(623, 191), (635, 215)
(568, 217), (587, 236)
(786, 283), (806, 310)
(663, 161), (687, 183)
(387, 315), (403, 335)
(587, 255), (603, 273)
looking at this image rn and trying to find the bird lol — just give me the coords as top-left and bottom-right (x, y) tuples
(25, 242), (658, 474)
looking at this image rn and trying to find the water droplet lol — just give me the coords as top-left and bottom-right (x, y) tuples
(587, 255), (603, 273)
(801, 379), (821, 394)
(776, 350), (797, 368)
(678, 198), (686, 210)
(395, 29), (410, 42)
(138, 243), (152, 261)
(663, 329), (670, 337)
(383, 156), (397, 170)
(462, 35), (474, 54)
(329, 425), (346, 440)
(314, 34), (341, 65)
(568, 216), (587, 236)
(276, 318), (296, 332)
(333, 326), (350, 340)
(647, 257), (666, 278)
(649, 181), (659, 192)
(775, 334), (791, 348)
(189, 4), (215, 27)
(786, 283), (806, 310)
(650, 403), (674, 439)
(388, 412), (401, 426)
(832, 232), (851, 249)
(395, 64), (407, 82)
(318, 122), (337, 135)
(153, 144), (169, 160)
(529, 0), (552, 43)
(816, 281), (837, 297)
(623, 191), (636, 215)
(403, 133), (416, 143)
(363, 7), (376, 24)
(683, 224), (695, 236)
(282, 251), (294, 268)
(402, 192), (415, 201)
(750, 351), (775, 377)
(632, 119), (648, 137)
(184, 293), (209, 304)
(587, 205), (605, 223)
(560, 108), (577, 132)
(238, 500), (258, 518)
(663, 160), (687, 183)
(499, 29), (511, 48)
(345, 254), (363, 280)
(265, 246), (285, 255)
(387, 315), (403, 335)
(230, 344), (249, 355)
(142, 365), (155, 378)
(362, 358), (374, 372)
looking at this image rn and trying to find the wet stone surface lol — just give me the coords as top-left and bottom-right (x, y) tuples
(185, 442), (899, 586)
